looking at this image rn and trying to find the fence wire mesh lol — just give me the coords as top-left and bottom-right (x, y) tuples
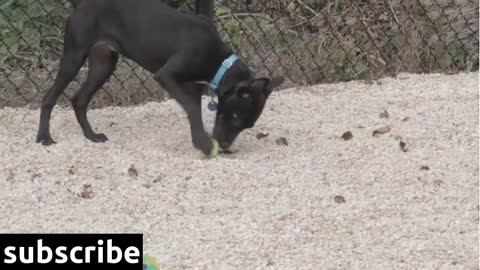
(0, 0), (478, 108)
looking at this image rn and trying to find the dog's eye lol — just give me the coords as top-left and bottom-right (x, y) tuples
(232, 113), (239, 119)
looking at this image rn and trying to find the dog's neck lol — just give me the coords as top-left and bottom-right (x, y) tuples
(216, 58), (252, 97)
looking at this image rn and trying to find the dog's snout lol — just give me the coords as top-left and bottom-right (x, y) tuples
(219, 140), (231, 149)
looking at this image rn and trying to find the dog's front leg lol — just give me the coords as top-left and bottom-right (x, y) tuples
(154, 72), (216, 157)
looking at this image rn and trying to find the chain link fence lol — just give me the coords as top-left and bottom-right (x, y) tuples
(0, 0), (478, 108)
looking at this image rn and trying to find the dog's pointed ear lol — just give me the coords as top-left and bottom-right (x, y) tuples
(249, 78), (270, 94)
(249, 77), (285, 97)
(265, 76), (285, 97)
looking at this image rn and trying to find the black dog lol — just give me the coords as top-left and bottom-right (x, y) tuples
(36, 0), (283, 157)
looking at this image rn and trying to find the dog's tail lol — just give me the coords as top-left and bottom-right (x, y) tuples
(195, 0), (214, 19)
(67, 0), (81, 8)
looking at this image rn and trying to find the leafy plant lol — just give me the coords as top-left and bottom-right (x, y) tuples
(0, 0), (70, 68)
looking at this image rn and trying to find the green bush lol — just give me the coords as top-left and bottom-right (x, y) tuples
(0, 0), (70, 68)
(0, 0), (477, 108)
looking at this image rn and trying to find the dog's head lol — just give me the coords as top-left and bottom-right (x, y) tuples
(213, 76), (284, 149)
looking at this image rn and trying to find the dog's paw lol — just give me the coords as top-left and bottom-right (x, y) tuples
(198, 138), (220, 159)
(86, 133), (109, 143)
(36, 135), (56, 146)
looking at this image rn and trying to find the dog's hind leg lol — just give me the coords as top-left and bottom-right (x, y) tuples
(36, 51), (87, 146)
(36, 16), (93, 145)
(72, 40), (119, 143)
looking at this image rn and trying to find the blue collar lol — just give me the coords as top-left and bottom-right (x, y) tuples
(209, 54), (239, 94)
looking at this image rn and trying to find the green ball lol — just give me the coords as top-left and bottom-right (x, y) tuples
(198, 138), (220, 159)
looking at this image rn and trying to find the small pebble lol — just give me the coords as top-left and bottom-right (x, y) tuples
(433, 180), (444, 186)
(399, 141), (408, 152)
(420, 166), (430, 171)
(256, 132), (269, 140)
(373, 126), (391, 136)
(380, 110), (390, 118)
(334, 195), (346, 204)
(341, 131), (353, 141)
(128, 165), (138, 178)
(80, 184), (93, 199)
(142, 183), (152, 189)
(276, 137), (288, 146)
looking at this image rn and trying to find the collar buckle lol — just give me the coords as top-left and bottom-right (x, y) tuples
(222, 59), (234, 68)
(209, 54), (239, 94)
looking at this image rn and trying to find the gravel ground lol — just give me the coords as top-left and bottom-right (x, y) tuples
(0, 72), (478, 269)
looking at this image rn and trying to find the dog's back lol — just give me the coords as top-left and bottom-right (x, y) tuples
(70, 0), (213, 20)
(68, 0), (223, 73)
